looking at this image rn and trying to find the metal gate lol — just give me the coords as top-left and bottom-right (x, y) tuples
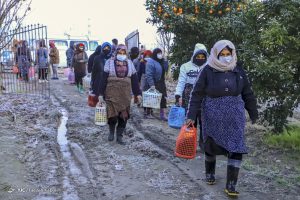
(0, 24), (50, 97)
(125, 30), (140, 50)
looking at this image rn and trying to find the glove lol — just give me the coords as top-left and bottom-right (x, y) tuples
(185, 119), (195, 126)
(150, 86), (155, 90)
(98, 96), (104, 104)
(175, 95), (181, 106)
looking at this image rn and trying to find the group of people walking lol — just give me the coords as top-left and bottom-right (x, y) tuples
(87, 38), (258, 198)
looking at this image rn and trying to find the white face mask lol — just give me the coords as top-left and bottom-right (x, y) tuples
(219, 56), (233, 64)
(145, 57), (150, 61)
(117, 54), (127, 61)
(157, 53), (163, 59)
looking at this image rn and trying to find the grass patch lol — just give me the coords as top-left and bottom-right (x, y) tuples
(264, 125), (300, 151)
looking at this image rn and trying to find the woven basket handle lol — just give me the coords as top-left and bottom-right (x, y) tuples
(147, 88), (160, 94)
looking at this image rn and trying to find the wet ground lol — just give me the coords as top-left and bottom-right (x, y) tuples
(0, 72), (299, 200)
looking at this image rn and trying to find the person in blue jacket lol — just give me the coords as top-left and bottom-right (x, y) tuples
(145, 48), (169, 121)
(186, 40), (258, 197)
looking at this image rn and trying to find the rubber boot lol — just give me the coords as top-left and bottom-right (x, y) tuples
(225, 165), (240, 197)
(108, 124), (115, 142)
(79, 85), (84, 94)
(160, 108), (168, 121)
(116, 127), (126, 145)
(205, 160), (216, 185)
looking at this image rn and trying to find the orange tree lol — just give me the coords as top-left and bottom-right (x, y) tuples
(145, 0), (300, 133)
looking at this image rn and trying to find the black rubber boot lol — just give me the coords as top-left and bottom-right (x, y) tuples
(116, 127), (126, 145)
(108, 124), (115, 142)
(205, 160), (216, 185)
(225, 165), (240, 198)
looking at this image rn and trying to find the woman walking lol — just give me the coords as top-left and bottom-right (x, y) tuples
(98, 44), (141, 145)
(186, 40), (258, 197)
(49, 42), (60, 80)
(137, 50), (153, 118)
(36, 40), (49, 82)
(72, 43), (88, 93)
(145, 48), (169, 121)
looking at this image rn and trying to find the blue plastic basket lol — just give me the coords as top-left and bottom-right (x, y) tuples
(168, 106), (186, 129)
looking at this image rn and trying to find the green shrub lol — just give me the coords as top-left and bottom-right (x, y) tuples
(264, 125), (300, 150)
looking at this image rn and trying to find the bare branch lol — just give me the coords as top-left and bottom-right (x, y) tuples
(0, 0), (32, 50)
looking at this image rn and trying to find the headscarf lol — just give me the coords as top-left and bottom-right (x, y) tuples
(115, 44), (128, 56)
(207, 40), (237, 72)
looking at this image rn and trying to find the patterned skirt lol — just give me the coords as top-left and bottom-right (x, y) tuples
(201, 95), (247, 154)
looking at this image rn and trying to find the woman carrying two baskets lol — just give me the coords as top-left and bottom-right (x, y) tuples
(98, 44), (142, 145)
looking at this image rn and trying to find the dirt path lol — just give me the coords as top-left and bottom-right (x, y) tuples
(0, 72), (299, 200)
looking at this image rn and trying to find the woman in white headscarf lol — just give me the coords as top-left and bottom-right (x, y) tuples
(186, 40), (258, 197)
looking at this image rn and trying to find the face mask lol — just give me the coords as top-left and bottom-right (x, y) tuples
(79, 47), (84, 51)
(103, 49), (110, 55)
(145, 57), (150, 61)
(193, 59), (206, 67)
(157, 53), (163, 59)
(117, 54), (127, 61)
(219, 56), (233, 64)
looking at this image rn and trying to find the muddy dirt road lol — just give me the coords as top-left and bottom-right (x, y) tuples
(0, 74), (299, 200)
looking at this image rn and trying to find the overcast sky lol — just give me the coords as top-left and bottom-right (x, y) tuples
(24, 0), (158, 48)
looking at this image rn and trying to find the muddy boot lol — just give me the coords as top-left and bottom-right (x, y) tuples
(116, 127), (126, 145)
(225, 165), (240, 197)
(108, 124), (115, 142)
(205, 160), (216, 185)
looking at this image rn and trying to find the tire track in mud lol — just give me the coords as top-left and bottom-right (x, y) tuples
(51, 94), (105, 200)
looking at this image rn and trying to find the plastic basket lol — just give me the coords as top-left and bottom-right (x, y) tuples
(168, 106), (185, 129)
(175, 124), (197, 159)
(95, 102), (107, 126)
(142, 88), (162, 109)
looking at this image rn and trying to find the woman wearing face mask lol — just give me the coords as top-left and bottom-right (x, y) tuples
(72, 43), (88, 93)
(98, 44), (142, 145)
(145, 48), (169, 121)
(186, 40), (258, 197)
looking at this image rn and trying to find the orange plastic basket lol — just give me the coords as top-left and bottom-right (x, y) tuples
(175, 124), (197, 159)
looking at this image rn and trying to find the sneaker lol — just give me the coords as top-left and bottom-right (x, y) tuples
(38, 80), (42, 83)
(51, 77), (55, 80)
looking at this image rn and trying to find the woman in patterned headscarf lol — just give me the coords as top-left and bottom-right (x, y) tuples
(186, 40), (258, 197)
(98, 44), (142, 145)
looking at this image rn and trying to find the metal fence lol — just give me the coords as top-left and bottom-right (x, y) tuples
(0, 24), (50, 97)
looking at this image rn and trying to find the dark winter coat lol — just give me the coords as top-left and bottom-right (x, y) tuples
(187, 65), (258, 121)
(36, 48), (49, 69)
(66, 47), (74, 67)
(72, 50), (88, 76)
(87, 45), (102, 73)
(91, 43), (113, 96)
